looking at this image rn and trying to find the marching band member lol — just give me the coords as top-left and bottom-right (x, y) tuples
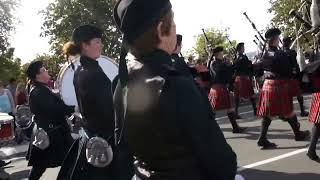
(233, 43), (257, 118)
(26, 61), (75, 180)
(208, 46), (246, 133)
(172, 34), (191, 77)
(283, 37), (309, 117)
(57, 24), (133, 180)
(255, 28), (309, 149)
(113, 0), (237, 179)
(307, 68), (320, 161)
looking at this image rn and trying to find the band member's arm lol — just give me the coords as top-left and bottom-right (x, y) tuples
(30, 88), (75, 117)
(175, 78), (237, 180)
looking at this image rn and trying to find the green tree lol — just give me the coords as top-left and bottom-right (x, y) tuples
(0, 0), (19, 55)
(193, 28), (237, 61)
(268, 0), (315, 49)
(0, 48), (22, 83)
(268, 0), (301, 37)
(41, 0), (121, 59)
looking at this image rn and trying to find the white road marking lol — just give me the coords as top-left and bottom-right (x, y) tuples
(237, 144), (319, 172)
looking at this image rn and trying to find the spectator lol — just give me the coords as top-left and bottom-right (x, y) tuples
(15, 83), (27, 105)
(6, 78), (17, 104)
(0, 80), (16, 115)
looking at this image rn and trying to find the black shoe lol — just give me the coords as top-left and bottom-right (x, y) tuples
(0, 160), (11, 168)
(300, 111), (309, 117)
(257, 139), (277, 149)
(295, 130), (310, 141)
(307, 151), (320, 161)
(232, 127), (246, 134)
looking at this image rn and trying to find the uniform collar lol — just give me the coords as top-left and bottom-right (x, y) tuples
(80, 55), (99, 67)
(144, 49), (173, 66)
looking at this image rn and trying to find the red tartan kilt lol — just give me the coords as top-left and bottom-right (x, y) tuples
(208, 84), (232, 110)
(257, 79), (293, 117)
(234, 76), (254, 98)
(288, 79), (301, 97)
(309, 92), (320, 124)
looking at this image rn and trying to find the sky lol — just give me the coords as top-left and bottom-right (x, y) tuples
(10, 0), (273, 64)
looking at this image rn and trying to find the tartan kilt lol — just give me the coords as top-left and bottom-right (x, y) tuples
(309, 92), (320, 124)
(288, 79), (301, 97)
(257, 79), (293, 117)
(208, 84), (233, 110)
(234, 76), (254, 98)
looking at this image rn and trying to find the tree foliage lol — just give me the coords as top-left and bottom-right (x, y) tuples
(268, 0), (314, 48)
(0, 0), (18, 55)
(41, 0), (121, 59)
(193, 28), (237, 62)
(0, 48), (23, 83)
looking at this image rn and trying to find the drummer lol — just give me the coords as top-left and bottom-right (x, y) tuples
(26, 61), (75, 180)
(57, 24), (133, 180)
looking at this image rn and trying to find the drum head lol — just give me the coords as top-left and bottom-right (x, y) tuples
(0, 115), (13, 122)
(58, 56), (118, 106)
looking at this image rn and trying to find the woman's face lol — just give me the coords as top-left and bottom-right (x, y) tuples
(82, 38), (102, 59)
(157, 11), (177, 54)
(36, 66), (51, 84)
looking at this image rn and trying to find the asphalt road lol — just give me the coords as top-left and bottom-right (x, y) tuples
(1, 95), (319, 180)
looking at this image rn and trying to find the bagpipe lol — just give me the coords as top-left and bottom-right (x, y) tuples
(289, 0), (320, 74)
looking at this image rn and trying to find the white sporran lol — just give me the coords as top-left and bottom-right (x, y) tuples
(32, 128), (50, 150)
(86, 137), (113, 167)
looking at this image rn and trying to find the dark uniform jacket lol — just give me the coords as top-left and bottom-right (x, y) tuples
(57, 56), (133, 180)
(209, 58), (234, 85)
(284, 48), (301, 80)
(255, 46), (292, 80)
(171, 53), (191, 77)
(27, 81), (74, 167)
(122, 49), (237, 180)
(234, 53), (254, 77)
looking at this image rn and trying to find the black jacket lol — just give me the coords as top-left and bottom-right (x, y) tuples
(74, 56), (115, 138)
(284, 48), (301, 80)
(209, 58), (234, 85)
(172, 53), (191, 77)
(255, 46), (292, 79)
(121, 49), (237, 180)
(57, 56), (133, 180)
(234, 53), (253, 77)
(27, 81), (74, 167)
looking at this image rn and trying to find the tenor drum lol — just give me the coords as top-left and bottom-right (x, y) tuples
(56, 56), (119, 106)
(0, 114), (15, 141)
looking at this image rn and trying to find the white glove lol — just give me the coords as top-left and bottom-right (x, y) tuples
(235, 174), (245, 180)
(74, 106), (80, 113)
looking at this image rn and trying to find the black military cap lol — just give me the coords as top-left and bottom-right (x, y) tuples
(26, 61), (43, 80)
(283, 37), (293, 47)
(213, 46), (224, 54)
(72, 24), (102, 45)
(114, 0), (172, 43)
(265, 28), (281, 39)
(236, 42), (245, 51)
(177, 34), (182, 46)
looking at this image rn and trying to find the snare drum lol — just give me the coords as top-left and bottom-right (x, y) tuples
(0, 114), (15, 141)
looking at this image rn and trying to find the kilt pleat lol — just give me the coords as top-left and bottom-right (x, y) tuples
(309, 92), (320, 124)
(257, 79), (293, 117)
(208, 84), (232, 110)
(234, 76), (254, 98)
(288, 79), (301, 97)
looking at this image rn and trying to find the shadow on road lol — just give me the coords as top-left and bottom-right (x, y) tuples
(241, 168), (320, 180)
